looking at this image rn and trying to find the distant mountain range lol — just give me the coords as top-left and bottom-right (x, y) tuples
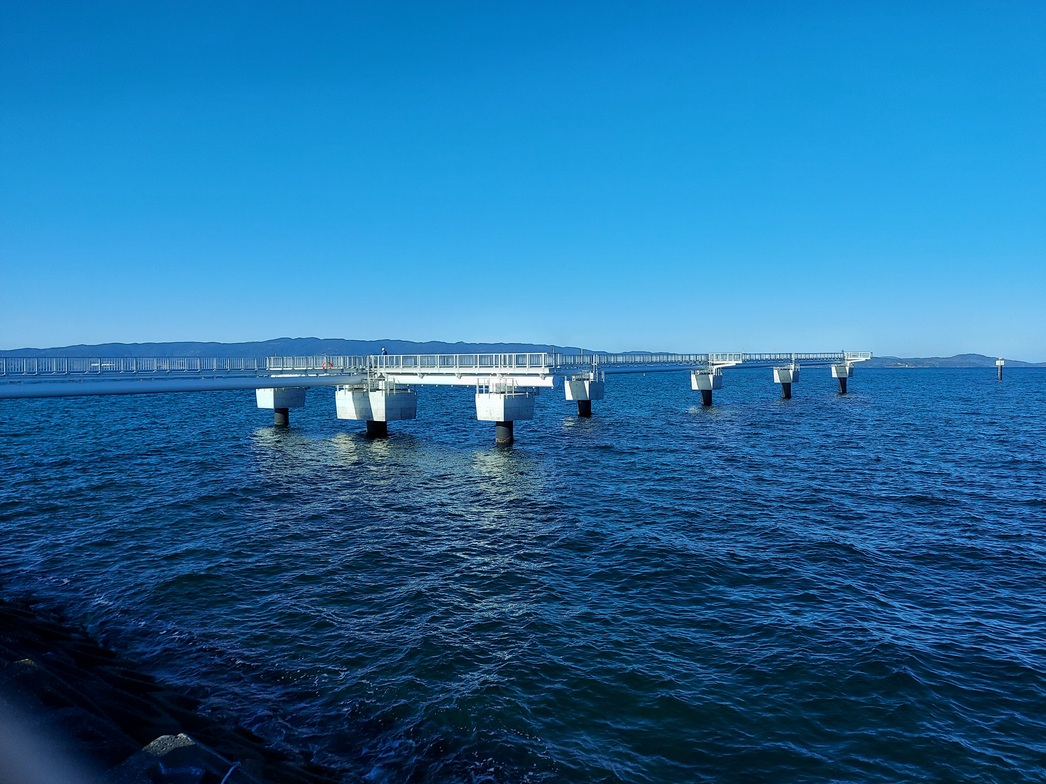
(0, 338), (590, 359)
(864, 353), (1045, 368)
(0, 340), (1042, 367)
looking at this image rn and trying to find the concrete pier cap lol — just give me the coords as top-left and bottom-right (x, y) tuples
(256, 387), (308, 426)
(832, 362), (854, 394)
(690, 369), (724, 391)
(773, 366), (799, 399)
(475, 388), (536, 422)
(476, 381), (537, 443)
(564, 374), (605, 417)
(691, 368), (724, 407)
(335, 380), (418, 437)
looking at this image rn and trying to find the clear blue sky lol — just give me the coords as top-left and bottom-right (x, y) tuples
(2, 1), (1044, 358)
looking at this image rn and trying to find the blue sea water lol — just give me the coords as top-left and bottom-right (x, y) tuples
(2, 367), (1045, 782)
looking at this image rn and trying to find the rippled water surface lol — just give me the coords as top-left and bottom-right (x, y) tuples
(2, 368), (1045, 782)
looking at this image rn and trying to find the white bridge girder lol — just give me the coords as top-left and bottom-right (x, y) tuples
(383, 373), (554, 389)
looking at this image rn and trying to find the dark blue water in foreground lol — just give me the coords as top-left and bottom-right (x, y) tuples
(2, 368), (1045, 782)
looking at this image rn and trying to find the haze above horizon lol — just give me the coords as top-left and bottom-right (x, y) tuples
(2, 2), (1043, 360)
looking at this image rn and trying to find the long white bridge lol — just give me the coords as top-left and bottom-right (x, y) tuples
(0, 351), (872, 443)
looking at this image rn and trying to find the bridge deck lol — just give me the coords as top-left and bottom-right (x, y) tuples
(0, 351), (872, 399)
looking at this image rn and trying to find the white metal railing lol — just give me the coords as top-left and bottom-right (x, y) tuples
(738, 352), (847, 363)
(0, 356), (266, 376)
(708, 353), (745, 365)
(548, 351), (867, 368)
(264, 356), (367, 372)
(476, 376), (534, 394)
(1, 351), (872, 379)
(553, 353), (716, 367)
(370, 353), (552, 372)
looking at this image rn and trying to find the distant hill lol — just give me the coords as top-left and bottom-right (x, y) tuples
(0, 338), (598, 359)
(865, 353), (1046, 368)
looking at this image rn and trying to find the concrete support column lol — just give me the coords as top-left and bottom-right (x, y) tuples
(477, 386), (536, 444)
(366, 420), (389, 438)
(691, 368), (723, 407)
(495, 421), (514, 445)
(564, 376), (604, 417)
(831, 362), (853, 395)
(257, 387), (307, 427)
(773, 366), (799, 400)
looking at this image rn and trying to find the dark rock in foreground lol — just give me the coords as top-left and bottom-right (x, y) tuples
(0, 596), (343, 783)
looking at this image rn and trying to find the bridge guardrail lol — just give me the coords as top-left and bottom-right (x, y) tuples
(0, 357), (266, 376)
(370, 353), (552, 372)
(1, 351), (872, 379)
(553, 353), (716, 367)
(550, 351), (866, 368)
(264, 356), (366, 372)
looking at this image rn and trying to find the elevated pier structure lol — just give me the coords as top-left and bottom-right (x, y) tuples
(0, 351), (872, 441)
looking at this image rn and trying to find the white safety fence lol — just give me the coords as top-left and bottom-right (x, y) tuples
(0, 357), (266, 376)
(264, 356), (367, 372)
(550, 351), (869, 369)
(369, 353), (553, 372)
(554, 353), (717, 367)
(1, 351), (873, 380)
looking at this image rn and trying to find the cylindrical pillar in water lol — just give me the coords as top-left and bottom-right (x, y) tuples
(700, 389), (713, 407)
(838, 377), (848, 394)
(274, 407), (289, 427)
(366, 420), (388, 438)
(577, 400), (592, 417)
(780, 383), (792, 400)
(495, 421), (514, 445)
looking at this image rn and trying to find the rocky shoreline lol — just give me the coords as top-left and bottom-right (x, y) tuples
(0, 595), (344, 783)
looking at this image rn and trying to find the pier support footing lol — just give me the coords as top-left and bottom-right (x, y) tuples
(831, 363), (853, 395)
(565, 377), (604, 418)
(335, 383), (418, 437)
(495, 421), (514, 445)
(691, 368), (723, 407)
(258, 387), (307, 427)
(477, 388), (534, 444)
(773, 366), (798, 400)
